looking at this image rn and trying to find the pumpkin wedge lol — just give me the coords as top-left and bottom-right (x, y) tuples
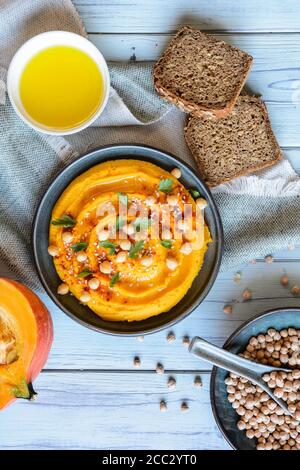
(0, 278), (53, 409)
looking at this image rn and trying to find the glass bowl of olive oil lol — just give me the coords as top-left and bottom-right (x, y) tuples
(7, 31), (110, 135)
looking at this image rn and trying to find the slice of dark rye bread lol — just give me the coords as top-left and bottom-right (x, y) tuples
(184, 96), (282, 187)
(153, 26), (253, 119)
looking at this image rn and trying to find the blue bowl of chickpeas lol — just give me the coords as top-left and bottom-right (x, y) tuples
(210, 308), (300, 450)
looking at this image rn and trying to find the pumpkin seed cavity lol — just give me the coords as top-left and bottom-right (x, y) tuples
(0, 311), (18, 365)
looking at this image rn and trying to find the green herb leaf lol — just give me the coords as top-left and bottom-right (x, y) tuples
(110, 272), (120, 288)
(161, 240), (173, 249)
(189, 189), (201, 199)
(158, 178), (173, 194)
(51, 215), (76, 227)
(116, 216), (125, 231)
(117, 192), (128, 205)
(100, 241), (117, 255)
(78, 268), (92, 278)
(71, 242), (88, 252)
(129, 240), (145, 259)
(133, 217), (151, 232)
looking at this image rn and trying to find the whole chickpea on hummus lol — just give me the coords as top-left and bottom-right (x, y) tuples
(48, 160), (211, 322)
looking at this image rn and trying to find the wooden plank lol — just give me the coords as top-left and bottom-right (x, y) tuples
(0, 372), (228, 450)
(90, 32), (300, 69)
(74, 0), (300, 33)
(90, 32), (300, 106)
(35, 260), (300, 371)
(88, 33), (300, 147)
(3, 260), (300, 371)
(284, 148), (300, 173)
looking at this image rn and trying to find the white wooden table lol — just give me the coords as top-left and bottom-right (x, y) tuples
(1, 0), (300, 450)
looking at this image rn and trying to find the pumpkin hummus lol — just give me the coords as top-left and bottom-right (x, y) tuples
(49, 160), (211, 322)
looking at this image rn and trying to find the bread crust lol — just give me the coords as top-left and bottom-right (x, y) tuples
(153, 26), (253, 119)
(184, 96), (282, 187)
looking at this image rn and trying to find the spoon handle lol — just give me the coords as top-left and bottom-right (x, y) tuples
(190, 336), (274, 383)
(189, 336), (291, 416)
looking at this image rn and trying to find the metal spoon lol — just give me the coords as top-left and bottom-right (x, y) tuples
(189, 336), (293, 416)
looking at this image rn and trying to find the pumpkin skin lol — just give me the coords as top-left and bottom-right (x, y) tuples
(0, 278), (53, 409)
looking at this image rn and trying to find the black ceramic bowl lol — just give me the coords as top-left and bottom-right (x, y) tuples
(33, 144), (223, 335)
(210, 307), (300, 450)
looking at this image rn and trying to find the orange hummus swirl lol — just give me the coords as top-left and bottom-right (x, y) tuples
(49, 160), (211, 322)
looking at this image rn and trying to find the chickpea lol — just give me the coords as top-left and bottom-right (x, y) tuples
(280, 354), (289, 364)
(275, 376), (284, 387)
(227, 394), (235, 403)
(246, 429), (255, 439)
(260, 392), (269, 402)
(288, 392), (297, 401)
(237, 381), (245, 391)
(257, 334), (265, 344)
(263, 415), (270, 425)
(256, 350), (265, 359)
(274, 387), (284, 398)
(280, 432), (289, 441)
(270, 413), (278, 424)
(237, 420), (246, 430)
(285, 381), (294, 392)
(249, 417), (257, 426)
(281, 424), (290, 433)
(267, 400), (277, 411)
(258, 423), (266, 433)
(277, 416), (285, 426)
(276, 406), (285, 416)
(294, 410), (300, 421)
(266, 344), (274, 354)
(237, 406), (245, 416)
(288, 328), (297, 336)
(250, 337), (259, 347)
(256, 444), (265, 450)
(261, 406), (270, 416)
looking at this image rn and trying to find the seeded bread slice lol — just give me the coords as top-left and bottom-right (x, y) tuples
(153, 26), (253, 119)
(184, 96), (282, 187)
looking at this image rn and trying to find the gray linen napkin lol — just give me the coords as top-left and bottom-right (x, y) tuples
(1, 0), (300, 291)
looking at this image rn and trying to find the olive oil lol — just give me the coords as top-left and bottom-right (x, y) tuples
(20, 45), (103, 130)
